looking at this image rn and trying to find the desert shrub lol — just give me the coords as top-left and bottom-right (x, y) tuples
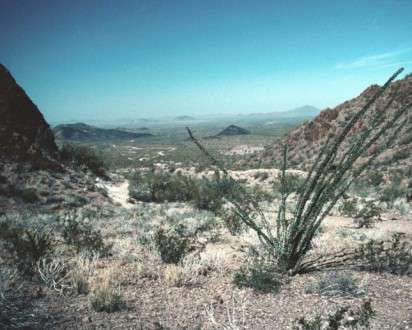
(293, 300), (375, 330)
(153, 227), (190, 264)
(379, 179), (406, 205)
(191, 173), (239, 212)
(273, 172), (305, 196)
(304, 272), (363, 297)
(19, 187), (40, 203)
(60, 143), (106, 177)
(255, 171), (269, 181)
(128, 171), (195, 203)
(89, 268), (124, 313)
(392, 147), (410, 162)
(0, 267), (19, 302)
(136, 261), (159, 280)
(204, 291), (248, 329)
(233, 257), (283, 293)
(366, 171), (384, 187)
(338, 198), (358, 217)
(0, 216), (55, 275)
(64, 194), (88, 207)
(129, 170), (240, 213)
(399, 132), (412, 146)
(220, 208), (245, 235)
(61, 215), (110, 256)
(357, 233), (412, 275)
(354, 200), (382, 228)
(191, 177), (225, 212)
(37, 258), (69, 294)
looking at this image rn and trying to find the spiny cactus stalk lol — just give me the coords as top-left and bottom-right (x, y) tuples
(187, 68), (411, 274)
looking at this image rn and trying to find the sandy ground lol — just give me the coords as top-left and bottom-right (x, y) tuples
(104, 180), (134, 209)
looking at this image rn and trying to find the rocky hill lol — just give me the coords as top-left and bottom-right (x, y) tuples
(53, 123), (153, 141)
(0, 65), (110, 211)
(216, 124), (250, 137)
(0, 64), (58, 161)
(259, 74), (412, 173)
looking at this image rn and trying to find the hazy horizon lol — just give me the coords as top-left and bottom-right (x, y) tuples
(1, 0), (411, 123)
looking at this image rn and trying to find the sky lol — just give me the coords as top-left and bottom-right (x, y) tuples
(1, 0), (412, 123)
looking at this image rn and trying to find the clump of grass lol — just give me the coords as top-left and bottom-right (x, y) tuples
(233, 256), (283, 293)
(163, 264), (188, 287)
(304, 272), (364, 297)
(68, 255), (97, 295)
(89, 268), (124, 313)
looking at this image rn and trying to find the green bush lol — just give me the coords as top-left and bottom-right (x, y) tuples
(338, 198), (358, 217)
(357, 233), (412, 275)
(60, 144), (106, 177)
(61, 215), (110, 256)
(128, 171), (195, 203)
(0, 217), (55, 275)
(366, 171), (384, 186)
(273, 172), (305, 196)
(354, 200), (382, 228)
(220, 208), (245, 235)
(19, 188), (40, 203)
(233, 257), (282, 293)
(153, 227), (190, 264)
(129, 171), (240, 213)
(293, 300), (375, 330)
(392, 148), (410, 162)
(379, 176), (406, 205)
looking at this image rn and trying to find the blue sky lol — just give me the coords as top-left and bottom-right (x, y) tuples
(1, 0), (411, 123)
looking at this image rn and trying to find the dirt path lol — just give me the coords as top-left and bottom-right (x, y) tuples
(104, 180), (134, 209)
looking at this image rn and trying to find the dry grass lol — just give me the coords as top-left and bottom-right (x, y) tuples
(89, 267), (124, 312)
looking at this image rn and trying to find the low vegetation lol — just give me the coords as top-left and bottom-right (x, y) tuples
(0, 215), (56, 275)
(60, 143), (107, 177)
(294, 300), (375, 330)
(188, 68), (410, 275)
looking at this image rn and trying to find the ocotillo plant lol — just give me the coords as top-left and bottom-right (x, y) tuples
(187, 68), (411, 274)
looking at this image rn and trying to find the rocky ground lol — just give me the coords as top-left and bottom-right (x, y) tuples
(1, 168), (411, 330)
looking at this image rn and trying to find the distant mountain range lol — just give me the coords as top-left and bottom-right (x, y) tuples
(53, 123), (153, 141)
(175, 115), (196, 121)
(247, 105), (320, 119)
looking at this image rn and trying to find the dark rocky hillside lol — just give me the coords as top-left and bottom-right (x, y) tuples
(259, 74), (412, 173)
(54, 123), (153, 141)
(0, 65), (109, 211)
(0, 64), (57, 161)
